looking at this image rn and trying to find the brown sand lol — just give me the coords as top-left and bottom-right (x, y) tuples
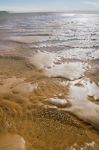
(0, 53), (99, 150)
(0, 134), (25, 150)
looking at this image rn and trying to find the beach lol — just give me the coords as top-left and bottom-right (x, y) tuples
(0, 12), (99, 150)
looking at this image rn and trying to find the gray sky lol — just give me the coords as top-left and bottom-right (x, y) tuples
(0, 0), (99, 12)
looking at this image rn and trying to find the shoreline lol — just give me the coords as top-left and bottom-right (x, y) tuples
(0, 12), (99, 149)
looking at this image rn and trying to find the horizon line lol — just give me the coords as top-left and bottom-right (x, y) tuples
(1, 10), (99, 14)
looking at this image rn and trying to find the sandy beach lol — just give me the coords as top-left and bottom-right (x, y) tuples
(0, 48), (99, 150)
(0, 13), (99, 150)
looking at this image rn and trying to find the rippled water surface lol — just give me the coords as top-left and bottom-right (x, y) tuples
(0, 13), (99, 59)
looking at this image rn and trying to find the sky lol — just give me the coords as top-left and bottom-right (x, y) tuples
(0, 0), (99, 12)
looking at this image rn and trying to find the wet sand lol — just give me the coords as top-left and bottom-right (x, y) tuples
(0, 49), (99, 150)
(0, 134), (25, 150)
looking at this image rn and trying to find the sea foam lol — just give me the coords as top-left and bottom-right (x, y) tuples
(30, 51), (88, 80)
(67, 79), (99, 128)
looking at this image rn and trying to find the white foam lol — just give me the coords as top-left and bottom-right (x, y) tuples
(45, 62), (86, 80)
(48, 79), (99, 128)
(49, 97), (68, 108)
(73, 79), (99, 100)
(67, 79), (99, 128)
(70, 141), (96, 150)
(90, 49), (99, 59)
(80, 141), (96, 150)
(84, 81), (99, 100)
(57, 48), (99, 60)
(31, 51), (87, 80)
(30, 51), (55, 69)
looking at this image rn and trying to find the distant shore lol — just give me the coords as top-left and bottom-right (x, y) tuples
(0, 10), (99, 14)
